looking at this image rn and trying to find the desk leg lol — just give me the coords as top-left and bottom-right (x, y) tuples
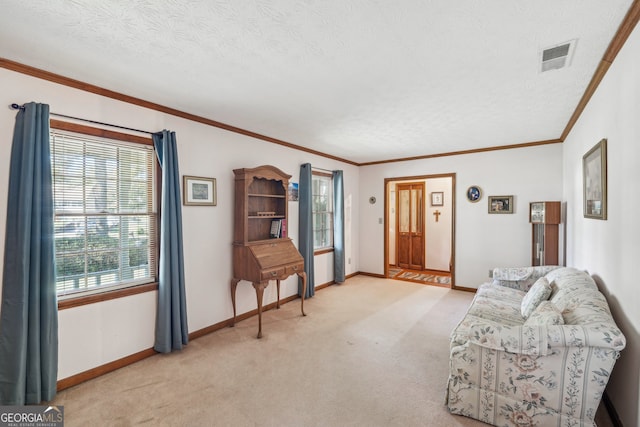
(252, 281), (267, 339)
(298, 272), (307, 317)
(230, 278), (240, 327)
(276, 279), (281, 309)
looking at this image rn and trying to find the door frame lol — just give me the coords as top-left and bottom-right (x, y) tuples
(384, 173), (456, 287)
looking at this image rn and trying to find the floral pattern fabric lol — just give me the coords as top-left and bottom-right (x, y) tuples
(524, 301), (564, 326)
(449, 283), (526, 348)
(520, 277), (552, 318)
(446, 267), (626, 427)
(491, 265), (560, 291)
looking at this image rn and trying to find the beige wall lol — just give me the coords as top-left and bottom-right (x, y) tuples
(360, 144), (563, 287)
(561, 22), (640, 427)
(425, 177), (453, 271)
(0, 67), (360, 380)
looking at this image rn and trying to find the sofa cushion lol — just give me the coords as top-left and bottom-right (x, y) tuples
(544, 267), (592, 298)
(468, 294), (524, 324)
(450, 308), (526, 347)
(491, 265), (560, 291)
(548, 269), (598, 314)
(521, 277), (552, 319)
(450, 283), (525, 347)
(524, 300), (564, 326)
(475, 282), (525, 303)
(560, 291), (614, 325)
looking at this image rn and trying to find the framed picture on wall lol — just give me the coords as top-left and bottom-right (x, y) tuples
(183, 175), (217, 206)
(466, 185), (482, 203)
(488, 195), (514, 214)
(583, 138), (607, 220)
(288, 182), (299, 201)
(431, 192), (444, 206)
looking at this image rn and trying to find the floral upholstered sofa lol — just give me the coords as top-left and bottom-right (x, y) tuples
(445, 266), (626, 427)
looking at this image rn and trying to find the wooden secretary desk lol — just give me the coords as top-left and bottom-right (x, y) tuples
(231, 165), (306, 338)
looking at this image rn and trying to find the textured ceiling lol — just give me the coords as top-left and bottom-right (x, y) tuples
(0, 1), (634, 163)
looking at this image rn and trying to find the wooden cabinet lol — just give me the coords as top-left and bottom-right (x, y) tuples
(231, 165), (306, 338)
(529, 201), (561, 266)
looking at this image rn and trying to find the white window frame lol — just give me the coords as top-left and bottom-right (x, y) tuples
(50, 122), (158, 301)
(312, 171), (333, 252)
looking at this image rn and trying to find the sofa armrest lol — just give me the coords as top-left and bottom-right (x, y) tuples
(546, 323), (626, 352)
(468, 323), (626, 356)
(491, 266), (561, 291)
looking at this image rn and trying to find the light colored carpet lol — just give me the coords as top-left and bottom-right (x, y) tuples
(51, 276), (613, 426)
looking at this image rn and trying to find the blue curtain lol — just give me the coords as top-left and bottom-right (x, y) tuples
(298, 163), (315, 298)
(0, 103), (57, 404)
(152, 131), (188, 353)
(332, 170), (345, 283)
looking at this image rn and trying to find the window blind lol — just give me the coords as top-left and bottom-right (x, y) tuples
(50, 130), (157, 296)
(312, 174), (333, 249)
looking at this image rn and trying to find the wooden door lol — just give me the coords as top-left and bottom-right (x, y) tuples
(396, 183), (424, 270)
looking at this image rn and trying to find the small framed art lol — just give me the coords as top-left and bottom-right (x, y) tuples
(466, 185), (482, 203)
(583, 138), (607, 220)
(183, 176), (216, 206)
(488, 195), (514, 214)
(288, 182), (299, 201)
(431, 192), (444, 206)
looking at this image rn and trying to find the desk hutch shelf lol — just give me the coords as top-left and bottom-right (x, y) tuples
(231, 165), (306, 338)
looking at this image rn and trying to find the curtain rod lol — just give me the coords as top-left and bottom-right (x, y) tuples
(10, 103), (155, 135)
(312, 166), (336, 174)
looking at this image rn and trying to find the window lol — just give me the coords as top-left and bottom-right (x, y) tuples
(312, 172), (333, 251)
(50, 125), (157, 298)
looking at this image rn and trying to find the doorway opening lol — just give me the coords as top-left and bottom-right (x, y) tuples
(384, 174), (455, 287)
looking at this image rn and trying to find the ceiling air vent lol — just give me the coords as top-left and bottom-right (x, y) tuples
(540, 40), (576, 72)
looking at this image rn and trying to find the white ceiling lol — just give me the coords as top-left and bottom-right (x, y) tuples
(0, 1), (634, 164)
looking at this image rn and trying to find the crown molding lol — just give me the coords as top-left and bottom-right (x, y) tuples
(0, 57), (358, 166)
(2, 1), (638, 167)
(560, 0), (640, 141)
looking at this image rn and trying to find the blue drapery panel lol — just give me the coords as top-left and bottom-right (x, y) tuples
(152, 130), (188, 353)
(298, 163), (315, 298)
(332, 170), (345, 283)
(0, 103), (57, 404)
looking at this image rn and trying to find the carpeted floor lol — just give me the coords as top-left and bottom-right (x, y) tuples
(51, 275), (613, 427)
(52, 276), (481, 426)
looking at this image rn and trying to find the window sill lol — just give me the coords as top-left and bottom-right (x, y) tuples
(58, 282), (159, 310)
(314, 248), (334, 256)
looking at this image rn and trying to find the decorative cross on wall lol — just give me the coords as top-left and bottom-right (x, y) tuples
(433, 210), (441, 222)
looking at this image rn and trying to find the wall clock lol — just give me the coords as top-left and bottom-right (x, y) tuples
(466, 186), (482, 203)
